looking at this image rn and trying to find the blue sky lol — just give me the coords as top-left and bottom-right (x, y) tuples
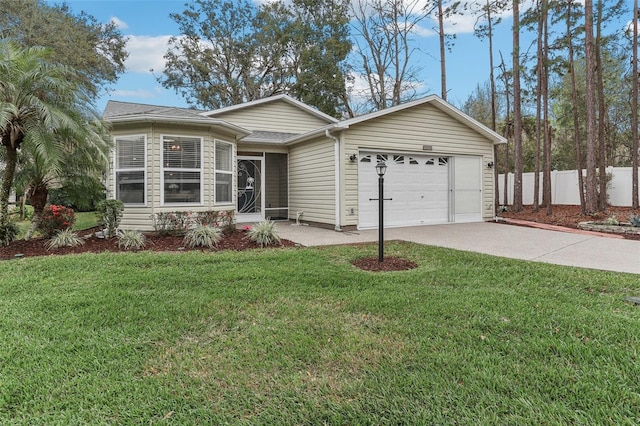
(45, 0), (629, 114)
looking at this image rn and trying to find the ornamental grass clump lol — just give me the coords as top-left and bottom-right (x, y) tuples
(0, 221), (19, 246)
(183, 225), (222, 249)
(247, 220), (280, 247)
(46, 229), (84, 251)
(117, 230), (147, 251)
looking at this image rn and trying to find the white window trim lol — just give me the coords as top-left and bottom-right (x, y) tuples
(113, 134), (147, 206)
(160, 134), (204, 206)
(214, 139), (234, 206)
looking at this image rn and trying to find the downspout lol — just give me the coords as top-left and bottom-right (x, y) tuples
(326, 129), (342, 231)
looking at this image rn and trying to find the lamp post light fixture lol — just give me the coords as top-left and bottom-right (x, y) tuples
(375, 160), (388, 262)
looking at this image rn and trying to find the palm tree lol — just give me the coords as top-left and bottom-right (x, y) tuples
(15, 130), (109, 240)
(0, 41), (109, 242)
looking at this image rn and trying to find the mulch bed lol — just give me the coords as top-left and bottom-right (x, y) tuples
(497, 205), (640, 240)
(352, 256), (418, 272)
(1, 227), (418, 272)
(0, 228), (297, 260)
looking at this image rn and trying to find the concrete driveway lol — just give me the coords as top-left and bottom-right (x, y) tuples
(275, 222), (640, 275)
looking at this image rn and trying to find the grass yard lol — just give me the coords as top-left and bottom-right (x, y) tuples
(1, 242), (639, 424)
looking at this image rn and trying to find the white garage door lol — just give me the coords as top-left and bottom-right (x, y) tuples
(358, 152), (450, 228)
(358, 153), (483, 229)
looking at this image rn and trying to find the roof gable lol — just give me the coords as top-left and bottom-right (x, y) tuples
(202, 94), (339, 125)
(335, 95), (506, 145)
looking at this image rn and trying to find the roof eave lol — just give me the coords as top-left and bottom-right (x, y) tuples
(106, 115), (252, 137)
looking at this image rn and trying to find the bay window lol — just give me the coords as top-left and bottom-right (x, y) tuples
(215, 141), (233, 204)
(115, 135), (146, 205)
(163, 136), (202, 204)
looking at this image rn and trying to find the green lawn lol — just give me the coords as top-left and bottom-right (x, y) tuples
(1, 242), (639, 424)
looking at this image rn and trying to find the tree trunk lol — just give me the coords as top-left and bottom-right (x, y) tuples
(633, 0), (639, 210)
(595, 0), (607, 211)
(584, 0), (598, 214)
(512, 0), (524, 212)
(567, 0), (586, 213)
(487, 1), (499, 212)
(438, 0), (447, 101)
(542, 0), (552, 216)
(533, 0), (543, 212)
(487, 1), (497, 133)
(0, 144), (18, 230)
(499, 53), (511, 207)
(24, 183), (49, 241)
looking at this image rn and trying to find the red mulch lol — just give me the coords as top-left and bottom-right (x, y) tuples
(498, 204), (640, 240)
(498, 204), (637, 228)
(0, 228), (296, 260)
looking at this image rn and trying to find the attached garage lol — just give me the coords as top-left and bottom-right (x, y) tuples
(358, 152), (483, 229)
(332, 95), (506, 231)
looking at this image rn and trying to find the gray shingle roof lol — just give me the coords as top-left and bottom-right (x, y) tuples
(103, 101), (205, 120)
(240, 130), (300, 144)
(102, 100), (252, 137)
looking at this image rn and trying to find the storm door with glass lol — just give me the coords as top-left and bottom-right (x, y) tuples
(237, 157), (263, 221)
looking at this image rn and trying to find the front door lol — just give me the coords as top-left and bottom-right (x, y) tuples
(237, 157), (263, 222)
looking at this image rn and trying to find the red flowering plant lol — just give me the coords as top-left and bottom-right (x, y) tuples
(39, 205), (76, 237)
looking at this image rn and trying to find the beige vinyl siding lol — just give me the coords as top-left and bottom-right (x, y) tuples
(214, 99), (330, 133)
(110, 123), (237, 231)
(288, 136), (336, 226)
(341, 103), (496, 226)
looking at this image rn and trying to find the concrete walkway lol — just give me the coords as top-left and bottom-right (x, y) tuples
(275, 222), (640, 275)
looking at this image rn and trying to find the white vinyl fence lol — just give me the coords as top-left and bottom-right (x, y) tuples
(498, 167), (639, 207)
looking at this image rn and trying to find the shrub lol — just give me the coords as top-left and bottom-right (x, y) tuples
(39, 205), (76, 237)
(629, 214), (640, 228)
(183, 225), (222, 249)
(153, 211), (192, 236)
(194, 210), (220, 227)
(0, 221), (19, 246)
(46, 229), (84, 250)
(246, 220), (281, 247)
(216, 210), (236, 234)
(117, 229), (147, 251)
(48, 175), (105, 211)
(96, 199), (125, 238)
(603, 215), (619, 226)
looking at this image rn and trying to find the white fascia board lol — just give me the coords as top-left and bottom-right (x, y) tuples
(108, 115), (252, 137)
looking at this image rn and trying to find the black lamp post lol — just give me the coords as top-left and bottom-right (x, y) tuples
(376, 160), (387, 262)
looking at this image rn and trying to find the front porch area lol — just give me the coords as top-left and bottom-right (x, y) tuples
(236, 152), (288, 223)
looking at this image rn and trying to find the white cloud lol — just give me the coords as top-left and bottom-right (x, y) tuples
(111, 88), (160, 99)
(124, 35), (174, 74)
(110, 16), (128, 30)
